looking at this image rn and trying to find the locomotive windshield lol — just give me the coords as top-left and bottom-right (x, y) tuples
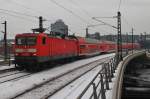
(16, 36), (36, 45)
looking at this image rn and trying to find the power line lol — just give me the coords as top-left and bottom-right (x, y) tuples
(8, 0), (51, 18)
(92, 17), (117, 29)
(67, 0), (91, 18)
(65, 0), (112, 35)
(0, 11), (36, 22)
(0, 8), (38, 19)
(48, 0), (90, 24)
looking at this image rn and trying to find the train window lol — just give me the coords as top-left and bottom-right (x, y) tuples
(42, 37), (46, 45)
(16, 37), (36, 45)
(16, 37), (26, 45)
(27, 37), (36, 45)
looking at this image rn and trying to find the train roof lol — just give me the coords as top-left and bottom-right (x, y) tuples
(76, 37), (100, 44)
(15, 33), (77, 41)
(15, 33), (48, 37)
(99, 40), (116, 44)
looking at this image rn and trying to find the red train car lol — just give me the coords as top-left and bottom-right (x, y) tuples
(99, 41), (116, 53)
(99, 40), (140, 53)
(77, 37), (100, 56)
(122, 43), (141, 50)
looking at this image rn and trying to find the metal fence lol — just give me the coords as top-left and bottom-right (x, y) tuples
(77, 57), (117, 99)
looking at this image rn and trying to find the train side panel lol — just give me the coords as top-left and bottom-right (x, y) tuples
(77, 37), (100, 56)
(49, 37), (78, 61)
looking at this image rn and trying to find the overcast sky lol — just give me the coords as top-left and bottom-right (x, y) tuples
(0, 0), (150, 39)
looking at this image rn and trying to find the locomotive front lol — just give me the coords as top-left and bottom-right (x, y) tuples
(15, 33), (38, 68)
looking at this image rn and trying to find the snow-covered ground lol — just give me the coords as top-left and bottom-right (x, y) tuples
(0, 64), (15, 71)
(49, 58), (118, 99)
(0, 53), (115, 99)
(105, 67), (120, 99)
(15, 59), (108, 99)
(50, 64), (103, 99)
(0, 71), (30, 84)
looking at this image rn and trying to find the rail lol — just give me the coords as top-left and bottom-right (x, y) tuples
(77, 57), (116, 99)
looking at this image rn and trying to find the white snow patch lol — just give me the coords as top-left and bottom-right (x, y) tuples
(50, 65), (103, 99)
(0, 65), (15, 71)
(0, 53), (115, 99)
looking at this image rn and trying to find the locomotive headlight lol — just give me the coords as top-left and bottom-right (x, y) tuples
(15, 49), (23, 52)
(27, 49), (37, 52)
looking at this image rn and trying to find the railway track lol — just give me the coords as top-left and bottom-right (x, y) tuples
(13, 56), (113, 99)
(0, 71), (31, 84)
(0, 67), (16, 74)
(0, 68), (32, 84)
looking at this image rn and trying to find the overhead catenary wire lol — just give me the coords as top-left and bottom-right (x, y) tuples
(0, 8), (39, 19)
(92, 17), (118, 29)
(48, 0), (90, 24)
(67, 0), (92, 18)
(0, 11), (36, 22)
(8, 0), (52, 19)
(67, 0), (115, 33)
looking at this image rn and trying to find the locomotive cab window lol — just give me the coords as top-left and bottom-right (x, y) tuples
(16, 37), (36, 45)
(42, 37), (46, 45)
(16, 37), (26, 45)
(27, 37), (36, 45)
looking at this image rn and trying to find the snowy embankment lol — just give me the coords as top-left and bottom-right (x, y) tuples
(0, 53), (115, 99)
(105, 66), (121, 99)
(50, 54), (118, 99)
(50, 64), (103, 99)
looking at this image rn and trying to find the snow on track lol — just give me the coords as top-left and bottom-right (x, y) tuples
(0, 53), (115, 99)
(0, 71), (30, 84)
(15, 59), (107, 99)
(49, 64), (103, 99)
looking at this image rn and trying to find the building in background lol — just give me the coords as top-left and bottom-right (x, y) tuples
(88, 32), (101, 40)
(51, 19), (68, 36)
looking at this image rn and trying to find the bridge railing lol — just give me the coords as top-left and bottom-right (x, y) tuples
(77, 57), (116, 99)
